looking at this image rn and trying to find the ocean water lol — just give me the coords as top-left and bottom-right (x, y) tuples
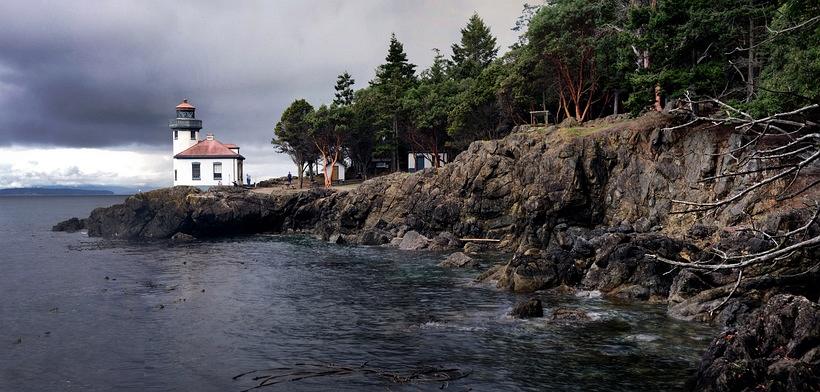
(0, 196), (715, 391)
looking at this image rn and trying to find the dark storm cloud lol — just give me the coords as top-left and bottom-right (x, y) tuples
(0, 0), (526, 149)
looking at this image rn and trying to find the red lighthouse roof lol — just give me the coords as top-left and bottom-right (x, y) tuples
(176, 99), (195, 110)
(174, 136), (244, 160)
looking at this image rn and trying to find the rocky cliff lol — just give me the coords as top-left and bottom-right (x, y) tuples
(55, 112), (819, 390)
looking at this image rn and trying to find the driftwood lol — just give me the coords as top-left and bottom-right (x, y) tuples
(459, 238), (501, 243)
(233, 362), (472, 391)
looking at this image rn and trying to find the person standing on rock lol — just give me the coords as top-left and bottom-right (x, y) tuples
(287, 172), (293, 188)
(246, 174), (251, 186)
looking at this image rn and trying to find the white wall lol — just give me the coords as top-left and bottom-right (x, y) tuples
(407, 152), (447, 172)
(173, 157), (242, 186)
(319, 161), (346, 181)
(172, 130), (199, 155)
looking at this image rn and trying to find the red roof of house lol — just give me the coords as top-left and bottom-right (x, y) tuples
(174, 139), (244, 159)
(176, 99), (195, 110)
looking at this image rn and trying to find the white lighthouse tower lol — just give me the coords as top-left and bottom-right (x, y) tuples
(170, 99), (202, 155)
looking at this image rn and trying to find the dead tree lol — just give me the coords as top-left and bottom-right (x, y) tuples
(651, 94), (819, 279)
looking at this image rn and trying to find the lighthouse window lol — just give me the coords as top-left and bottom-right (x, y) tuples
(190, 131), (196, 140)
(174, 130), (178, 140)
(192, 163), (201, 180)
(213, 163), (222, 180)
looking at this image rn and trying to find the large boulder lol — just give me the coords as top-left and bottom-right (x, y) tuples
(399, 230), (430, 250)
(692, 294), (820, 391)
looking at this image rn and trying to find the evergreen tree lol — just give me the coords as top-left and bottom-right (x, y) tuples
(421, 48), (448, 84)
(451, 13), (499, 79)
(333, 71), (355, 106)
(371, 33), (417, 171)
(373, 33), (416, 85)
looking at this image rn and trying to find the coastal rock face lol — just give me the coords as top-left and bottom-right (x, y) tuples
(74, 186), (334, 239)
(693, 294), (820, 391)
(58, 113), (797, 250)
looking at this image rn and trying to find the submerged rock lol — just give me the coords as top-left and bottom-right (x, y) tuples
(438, 252), (479, 269)
(551, 307), (591, 321)
(510, 298), (544, 318)
(170, 232), (195, 242)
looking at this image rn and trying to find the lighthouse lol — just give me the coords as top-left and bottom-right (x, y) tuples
(170, 99), (244, 187)
(170, 99), (202, 155)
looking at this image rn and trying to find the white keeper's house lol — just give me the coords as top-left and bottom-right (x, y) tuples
(170, 99), (245, 186)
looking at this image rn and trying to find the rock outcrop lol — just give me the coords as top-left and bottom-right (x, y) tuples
(52, 217), (85, 232)
(60, 186), (334, 239)
(693, 294), (820, 391)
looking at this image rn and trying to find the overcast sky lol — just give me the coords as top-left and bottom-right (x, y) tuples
(0, 0), (528, 189)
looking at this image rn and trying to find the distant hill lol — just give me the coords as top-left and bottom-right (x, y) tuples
(0, 187), (116, 196)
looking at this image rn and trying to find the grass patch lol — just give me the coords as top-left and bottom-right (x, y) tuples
(560, 125), (608, 138)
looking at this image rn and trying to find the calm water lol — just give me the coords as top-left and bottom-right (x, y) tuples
(0, 196), (715, 391)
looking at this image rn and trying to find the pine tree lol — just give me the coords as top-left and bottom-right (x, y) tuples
(422, 48), (448, 83)
(333, 71), (355, 106)
(373, 33), (416, 85)
(451, 13), (498, 79)
(370, 33), (417, 171)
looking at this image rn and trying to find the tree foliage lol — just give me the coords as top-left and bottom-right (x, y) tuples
(450, 13), (499, 79)
(276, 2), (819, 177)
(333, 71), (355, 106)
(273, 99), (317, 187)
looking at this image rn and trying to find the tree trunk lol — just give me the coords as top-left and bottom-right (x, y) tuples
(298, 158), (305, 188)
(393, 116), (399, 172)
(613, 90), (620, 115)
(654, 84), (663, 112)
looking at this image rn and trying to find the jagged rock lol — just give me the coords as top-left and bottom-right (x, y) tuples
(438, 252), (479, 268)
(581, 234), (691, 300)
(510, 298), (543, 318)
(398, 230), (430, 250)
(692, 294), (820, 392)
(551, 307), (591, 321)
(170, 232), (195, 242)
(52, 217), (85, 232)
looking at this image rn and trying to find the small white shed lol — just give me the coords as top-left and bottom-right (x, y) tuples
(407, 152), (448, 172)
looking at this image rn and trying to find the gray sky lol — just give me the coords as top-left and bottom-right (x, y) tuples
(0, 0), (528, 188)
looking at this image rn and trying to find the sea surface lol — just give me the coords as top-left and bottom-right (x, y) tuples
(0, 196), (716, 391)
